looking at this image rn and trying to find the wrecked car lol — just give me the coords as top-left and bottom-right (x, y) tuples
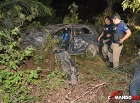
(23, 24), (100, 57)
(23, 24), (100, 83)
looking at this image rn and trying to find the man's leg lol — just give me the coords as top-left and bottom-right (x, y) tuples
(108, 43), (113, 68)
(102, 40), (109, 61)
(112, 43), (123, 68)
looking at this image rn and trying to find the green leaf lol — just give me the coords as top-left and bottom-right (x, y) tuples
(9, 61), (17, 70)
(26, 16), (33, 21)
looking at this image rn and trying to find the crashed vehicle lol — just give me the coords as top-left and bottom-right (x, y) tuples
(23, 24), (100, 83)
(23, 24), (100, 57)
(47, 24), (100, 57)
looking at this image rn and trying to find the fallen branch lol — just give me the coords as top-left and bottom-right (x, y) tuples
(72, 82), (106, 102)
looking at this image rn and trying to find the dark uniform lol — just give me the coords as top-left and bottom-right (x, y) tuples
(101, 24), (113, 60)
(102, 24), (114, 40)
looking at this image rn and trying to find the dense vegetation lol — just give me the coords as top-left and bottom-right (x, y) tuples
(0, 0), (140, 102)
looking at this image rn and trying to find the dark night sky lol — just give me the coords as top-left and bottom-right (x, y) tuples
(51, 0), (124, 21)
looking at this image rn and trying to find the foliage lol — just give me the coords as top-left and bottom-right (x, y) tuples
(0, 27), (34, 70)
(122, 29), (139, 55)
(121, 0), (140, 32)
(63, 2), (81, 24)
(44, 16), (63, 25)
(76, 52), (96, 61)
(92, 0), (123, 32)
(0, 69), (39, 103)
(93, 6), (114, 33)
(122, 0), (140, 12)
(0, 0), (53, 29)
(45, 34), (60, 50)
(45, 69), (66, 89)
(119, 0), (140, 54)
(26, 21), (43, 30)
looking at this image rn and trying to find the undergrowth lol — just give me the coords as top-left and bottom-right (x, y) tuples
(76, 51), (140, 97)
(0, 69), (39, 103)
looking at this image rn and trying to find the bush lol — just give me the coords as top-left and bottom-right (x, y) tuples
(0, 27), (34, 70)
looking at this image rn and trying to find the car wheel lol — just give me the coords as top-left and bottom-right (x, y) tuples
(86, 44), (98, 58)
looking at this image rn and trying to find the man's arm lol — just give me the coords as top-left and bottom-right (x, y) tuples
(98, 32), (104, 41)
(119, 29), (132, 43)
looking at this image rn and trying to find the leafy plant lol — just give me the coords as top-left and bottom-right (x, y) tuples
(26, 21), (43, 30)
(122, 0), (140, 12)
(0, 69), (39, 103)
(121, 0), (140, 31)
(63, 2), (81, 24)
(93, 0), (123, 33)
(0, 27), (34, 70)
(0, 0), (53, 29)
(46, 69), (66, 89)
(45, 34), (60, 50)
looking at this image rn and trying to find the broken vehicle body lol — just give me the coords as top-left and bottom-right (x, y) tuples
(23, 24), (100, 83)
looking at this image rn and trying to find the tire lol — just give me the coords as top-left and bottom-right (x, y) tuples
(86, 44), (98, 57)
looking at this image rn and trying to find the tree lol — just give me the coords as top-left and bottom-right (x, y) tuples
(63, 2), (80, 24)
(0, 0), (54, 69)
(122, 0), (140, 12)
(0, 0), (53, 29)
(122, 0), (140, 29)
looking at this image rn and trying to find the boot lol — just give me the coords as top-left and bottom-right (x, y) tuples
(102, 55), (109, 62)
(107, 62), (113, 68)
(102, 58), (108, 62)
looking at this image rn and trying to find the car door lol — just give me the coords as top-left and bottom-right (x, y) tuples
(71, 25), (93, 54)
(51, 25), (73, 51)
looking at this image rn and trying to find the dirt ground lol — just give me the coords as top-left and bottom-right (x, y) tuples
(29, 73), (130, 103)
(32, 82), (109, 103)
(20, 51), (135, 103)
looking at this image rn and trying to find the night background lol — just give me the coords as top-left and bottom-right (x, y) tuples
(51, 0), (125, 22)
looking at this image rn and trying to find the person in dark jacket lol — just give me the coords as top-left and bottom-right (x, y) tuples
(98, 16), (114, 62)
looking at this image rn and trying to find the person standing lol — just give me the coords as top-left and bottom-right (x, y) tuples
(108, 13), (132, 69)
(98, 16), (114, 62)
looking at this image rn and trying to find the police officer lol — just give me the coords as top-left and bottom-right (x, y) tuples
(108, 13), (132, 69)
(98, 16), (114, 62)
